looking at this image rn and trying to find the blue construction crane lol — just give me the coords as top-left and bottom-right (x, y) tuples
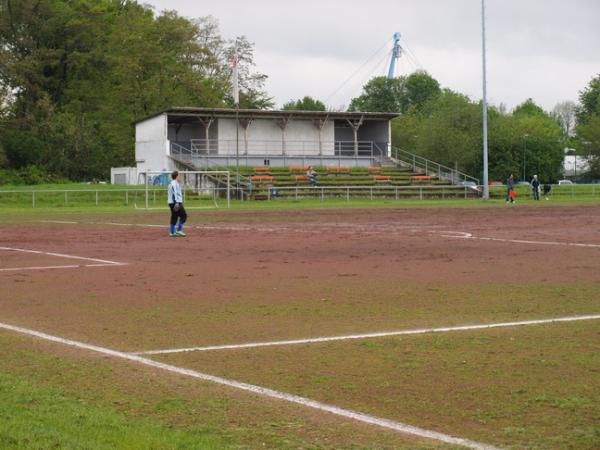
(387, 32), (402, 78)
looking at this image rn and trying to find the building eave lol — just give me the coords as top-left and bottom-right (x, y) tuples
(133, 107), (400, 125)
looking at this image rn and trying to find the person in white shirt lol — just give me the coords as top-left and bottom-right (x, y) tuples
(167, 171), (187, 237)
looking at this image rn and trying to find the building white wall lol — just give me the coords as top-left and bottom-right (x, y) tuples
(111, 167), (138, 185)
(135, 114), (172, 174)
(563, 155), (590, 176)
(216, 118), (334, 155)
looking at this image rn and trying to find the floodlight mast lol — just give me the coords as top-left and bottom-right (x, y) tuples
(387, 32), (402, 79)
(481, 0), (490, 199)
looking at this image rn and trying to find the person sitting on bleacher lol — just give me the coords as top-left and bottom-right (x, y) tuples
(307, 166), (317, 187)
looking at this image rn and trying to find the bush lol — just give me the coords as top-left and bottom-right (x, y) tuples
(0, 166), (68, 186)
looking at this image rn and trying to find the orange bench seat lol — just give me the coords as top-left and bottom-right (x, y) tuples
(289, 166), (309, 172)
(373, 175), (392, 181)
(250, 175), (274, 181)
(293, 175), (308, 180)
(253, 167), (271, 172)
(327, 166), (352, 173)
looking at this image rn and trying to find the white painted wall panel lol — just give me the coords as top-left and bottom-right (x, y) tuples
(136, 114), (167, 142)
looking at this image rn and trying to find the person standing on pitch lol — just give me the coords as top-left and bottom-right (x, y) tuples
(168, 171), (187, 237)
(506, 174), (515, 203)
(531, 174), (540, 201)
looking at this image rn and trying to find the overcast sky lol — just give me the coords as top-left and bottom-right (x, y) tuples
(145, 0), (599, 111)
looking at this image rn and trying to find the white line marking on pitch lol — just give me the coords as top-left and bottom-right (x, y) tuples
(37, 219), (444, 235)
(434, 231), (600, 248)
(135, 315), (600, 355)
(0, 247), (126, 272)
(0, 265), (81, 272)
(39, 220), (79, 224)
(0, 321), (499, 450)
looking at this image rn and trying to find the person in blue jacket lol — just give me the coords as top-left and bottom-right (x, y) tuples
(168, 171), (187, 237)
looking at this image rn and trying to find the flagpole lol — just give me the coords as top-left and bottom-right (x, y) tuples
(236, 105), (240, 198)
(481, 0), (489, 199)
(232, 47), (240, 199)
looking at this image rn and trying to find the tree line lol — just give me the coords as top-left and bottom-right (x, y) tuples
(0, 0), (271, 182)
(342, 71), (600, 183)
(1, 0), (598, 184)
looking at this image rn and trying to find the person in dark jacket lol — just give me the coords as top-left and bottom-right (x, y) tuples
(543, 183), (552, 200)
(506, 174), (515, 203)
(531, 175), (540, 200)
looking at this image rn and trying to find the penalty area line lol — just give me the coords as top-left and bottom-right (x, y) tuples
(0, 246), (127, 271)
(433, 231), (600, 249)
(135, 315), (600, 355)
(0, 321), (500, 450)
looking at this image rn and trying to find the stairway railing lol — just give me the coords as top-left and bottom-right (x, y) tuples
(390, 147), (479, 185)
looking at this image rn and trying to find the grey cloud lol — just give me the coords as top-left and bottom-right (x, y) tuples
(147, 0), (600, 110)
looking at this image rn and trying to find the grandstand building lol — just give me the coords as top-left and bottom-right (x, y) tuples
(113, 107), (399, 182)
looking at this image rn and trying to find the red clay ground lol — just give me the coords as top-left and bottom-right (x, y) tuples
(0, 204), (599, 448)
(0, 205), (598, 351)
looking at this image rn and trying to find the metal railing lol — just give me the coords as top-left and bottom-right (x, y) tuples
(247, 185), (480, 201)
(181, 139), (377, 156)
(170, 139), (386, 167)
(5, 183), (599, 208)
(0, 187), (230, 208)
(391, 147), (479, 185)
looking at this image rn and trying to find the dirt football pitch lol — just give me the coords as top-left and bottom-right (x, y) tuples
(0, 203), (599, 449)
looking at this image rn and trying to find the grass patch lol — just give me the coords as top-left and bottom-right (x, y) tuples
(158, 321), (600, 450)
(0, 372), (230, 449)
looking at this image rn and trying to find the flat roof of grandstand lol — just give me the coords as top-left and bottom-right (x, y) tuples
(134, 107), (401, 124)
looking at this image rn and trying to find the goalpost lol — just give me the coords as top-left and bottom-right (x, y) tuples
(136, 170), (231, 210)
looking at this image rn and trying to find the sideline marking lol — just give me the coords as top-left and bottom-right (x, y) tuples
(37, 219), (443, 235)
(434, 230), (600, 248)
(0, 247), (126, 272)
(136, 315), (600, 355)
(39, 220), (79, 224)
(0, 321), (499, 450)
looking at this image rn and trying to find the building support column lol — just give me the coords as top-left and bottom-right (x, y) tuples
(346, 116), (364, 157)
(238, 117), (253, 155)
(276, 114), (293, 156)
(197, 117), (215, 153)
(312, 115), (329, 156)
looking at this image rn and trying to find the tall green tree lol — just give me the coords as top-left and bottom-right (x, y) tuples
(400, 70), (441, 113)
(282, 96), (326, 111)
(576, 74), (600, 121)
(0, 2), (271, 180)
(392, 93), (564, 182)
(348, 76), (403, 112)
(574, 74), (600, 178)
(349, 71), (440, 113)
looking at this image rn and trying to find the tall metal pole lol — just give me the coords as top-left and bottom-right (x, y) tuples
(481, 0), (489, 199)
(235, 106), (240, 197)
